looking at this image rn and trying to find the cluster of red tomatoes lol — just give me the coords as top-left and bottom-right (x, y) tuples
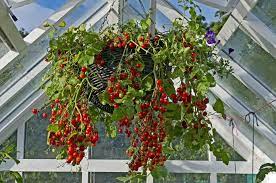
(33, 99), (99, 165)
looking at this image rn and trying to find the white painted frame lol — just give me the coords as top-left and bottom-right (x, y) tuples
(1, 0), (276, 183)
(0, 0), (26, 52)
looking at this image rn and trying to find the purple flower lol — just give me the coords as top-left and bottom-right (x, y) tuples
(205, 29), (215, 37)
(228, 48), (235, 54)
(205, 29), (216, 45)
(207, 37), (216, 44)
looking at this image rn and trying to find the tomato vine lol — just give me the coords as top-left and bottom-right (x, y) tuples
(34, 0), (233, 180)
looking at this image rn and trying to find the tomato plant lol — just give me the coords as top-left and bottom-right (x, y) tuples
(36, 0), (233, 179)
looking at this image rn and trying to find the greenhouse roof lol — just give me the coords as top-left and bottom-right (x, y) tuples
(0, 0), (275, 182)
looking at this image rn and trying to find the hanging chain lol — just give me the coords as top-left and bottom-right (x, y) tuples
(99, 0), (116, 32)
(245, 112), (259, 183)
(229, 118), (237, 174)
(118, 0), (122, 27)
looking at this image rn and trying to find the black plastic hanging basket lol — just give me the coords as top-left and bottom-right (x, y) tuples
(87, 46), (154, 114)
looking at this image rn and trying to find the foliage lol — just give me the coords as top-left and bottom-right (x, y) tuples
(37, 0), (233, 180)
(0, 144), (22, 183)
(209, 11), (230, 34)
(256, 163), (276, 183)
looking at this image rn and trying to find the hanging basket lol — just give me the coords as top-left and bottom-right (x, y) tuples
(86, 45), (155, 113)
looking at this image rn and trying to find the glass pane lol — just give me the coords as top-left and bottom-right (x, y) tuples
(251, 0), (276, 33)
(0, 38), (9, 59)
(123, 5), (145, 23)
(12, 0), (69, 32)
(222, 28), (276, 93)
(0, 81), (42, 123)
(0, 172), (14, 183)
(168, 143), (208, 160)
(217, 74), (276, 130)
(0, 131), (17, 158)
(0, 0), (107, 93)
(0, 35), (49, 93)
(207, 92), (246, 161)
(154, 173), (210, 183)
(157, 9), (173, 32)
(164, 0), (219, 23)
(217, 174), (256, 183)
(91, 124), (130, 159)
(214, 134), (245, 161)
(123, 0), (149, 23)
(60, 0), (107, 28)
(23, 172), (81, 183)
(90, 16), (105, 32)
(0, 131), (17, 183)
(89, 172), (146, 183)
(24, 108), (56, 159)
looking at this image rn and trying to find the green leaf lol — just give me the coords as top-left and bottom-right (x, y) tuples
(197, 81), (210, 95)
(140, 19), (150, 30)
(116, 176), (132, 182)
(79, 24), (86, 32)
(183, 47), (191, 56)
(170, 67), (183, 79)
(43, 22), (50, 27)
(4, 153), (20, 164)
(56, 149), (66, 159)
(163, 79), (176, 96)
(47, 124), (59, 133)
(99, 91), (109, 104)
(59, 76), (67, 87)
(146, 18), (151, 26)
(221, 152), (230, 165)
(10, 172), (23, 183)
(78, 54), (93, 66)
(111, 108), (125, 121)
(162, 146), (175, 154)
(151, 166), (169, 179)
(110, 125), (117, 138)
(69, 77), (79, 85)
(142, 76), (153, 91)
(213, 98), (225, 117)
(58, 20), (66, 28)
(206, 73), (216, 87)
(48, 29), (56, 39)
(125, 106), (135, 118)
(164, 103), (181, 120)
(256, 163), (276, 183)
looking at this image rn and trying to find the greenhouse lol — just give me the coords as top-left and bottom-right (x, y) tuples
(0, 0), (275, 182)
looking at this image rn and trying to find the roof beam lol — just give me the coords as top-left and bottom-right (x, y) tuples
(5, 0), (34, 9)
(194, 0), (228, 10)
(0, 0), (26, 52)
(157, 0), (186, 23)
(241, 13), (276, 59)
